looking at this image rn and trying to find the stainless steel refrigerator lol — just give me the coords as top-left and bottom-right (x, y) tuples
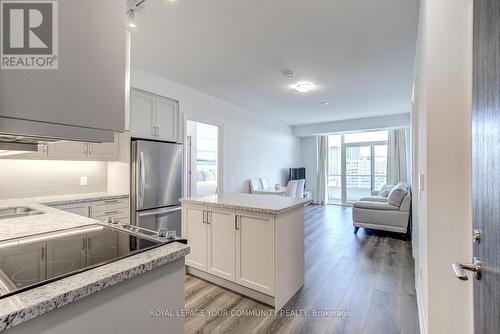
(131, 140), (183, 237)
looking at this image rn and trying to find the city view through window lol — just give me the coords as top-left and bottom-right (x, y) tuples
(328, 131), (388, 203)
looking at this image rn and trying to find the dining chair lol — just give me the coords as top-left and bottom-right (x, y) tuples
(250, 179), (263, 193)
(285, 180), (298, 197)
(296, 179), (306, 198)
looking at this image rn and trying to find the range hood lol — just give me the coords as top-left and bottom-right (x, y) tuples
(0, 0), (128, 152)
(0, 117), (116, 153)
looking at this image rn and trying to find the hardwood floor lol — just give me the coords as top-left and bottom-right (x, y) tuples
(184, 204), (419, 334)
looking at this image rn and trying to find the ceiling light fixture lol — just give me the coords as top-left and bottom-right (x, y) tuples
(291, 81), (315, 93)
(126, 0), (148, 28)
(320, 101), (330, 106)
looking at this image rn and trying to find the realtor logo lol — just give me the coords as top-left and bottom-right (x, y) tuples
(1, 0), (58, 69)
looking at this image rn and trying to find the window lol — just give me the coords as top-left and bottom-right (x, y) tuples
(328, 131), (388, 204)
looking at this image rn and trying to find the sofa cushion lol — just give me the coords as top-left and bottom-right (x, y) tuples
(380, 188), (392, 197)
(387, 183), (408, 207)
(353, 201), (400, 211)
(359, 195), (388, 203)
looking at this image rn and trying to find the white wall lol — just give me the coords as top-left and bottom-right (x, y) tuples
(131, 67), (301, 193)
(412, 1), (473, 333)
(294, 113), (411, 137)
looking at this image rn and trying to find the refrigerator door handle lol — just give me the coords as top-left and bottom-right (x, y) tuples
(137, 206), (182, 217)
(139, 151), (146, 208)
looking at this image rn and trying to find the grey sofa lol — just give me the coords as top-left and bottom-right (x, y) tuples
(352, 183), (411, 234)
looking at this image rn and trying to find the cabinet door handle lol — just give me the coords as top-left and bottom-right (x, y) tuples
(157, 126), (160, 136)
(235, 215), (240, 230)
(202, 210), (206, 223)
(88, 143), (92, 155)
(82, 238), (86, 250)
(41, 247), (45, 261)
(104, 210), (119, 215)
(84, 143), (88, 155)
(207, 211), (211, 224)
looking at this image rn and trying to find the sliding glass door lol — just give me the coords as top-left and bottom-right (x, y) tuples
(328, 131), (388, 204)
(345, 146), (372, 201)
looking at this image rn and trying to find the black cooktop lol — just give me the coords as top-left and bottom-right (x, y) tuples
(0, 224), (169, 299)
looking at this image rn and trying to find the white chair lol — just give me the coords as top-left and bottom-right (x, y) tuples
(296, 179), (306, 198)
(250, 179), (263, 193)
(285, 180), (298, 197)
(261, 178), (270, 190)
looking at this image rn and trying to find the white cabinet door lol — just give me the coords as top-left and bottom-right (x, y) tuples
(236, 211), (275, 296)
(130, 89), (155, 139)
(87, 133), (119, 161)
(51, 203), (92, 218)
(155, 97), (178, 143)
(0, 242), (46, 289)
(47, 141), (87, 159)
(207, 208), (236, 281)
(183, 205), (208, 271)
(46, 234), (87, 279)
(87, 229), (119, 266)
(2, 144), (48, 159)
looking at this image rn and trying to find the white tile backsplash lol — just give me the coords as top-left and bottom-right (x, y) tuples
(0, 160), (107, 200)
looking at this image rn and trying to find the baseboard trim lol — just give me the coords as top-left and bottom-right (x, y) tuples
(186, 266), (275, 308)
(416, 282), (427, 334)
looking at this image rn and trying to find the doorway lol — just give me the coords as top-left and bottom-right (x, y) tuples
(186, 120), (222, 197)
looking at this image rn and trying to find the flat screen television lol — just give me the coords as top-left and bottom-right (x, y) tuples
(289, 167), (306, 181)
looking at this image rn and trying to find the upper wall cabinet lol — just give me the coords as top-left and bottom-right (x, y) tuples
(0, 0), (127, 142)
(130, 89), (179, 143)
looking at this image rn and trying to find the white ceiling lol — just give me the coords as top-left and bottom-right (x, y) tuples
(130, 0), (419, 126)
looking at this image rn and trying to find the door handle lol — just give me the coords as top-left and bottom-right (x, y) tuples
(139, 151), (145, 207)
(137, 206), (181, 217)
(452, 257), (483, 280)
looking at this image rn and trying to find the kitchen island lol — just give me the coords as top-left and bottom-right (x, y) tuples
(180, 193), (312, 310)
(0, 196), (189, 334)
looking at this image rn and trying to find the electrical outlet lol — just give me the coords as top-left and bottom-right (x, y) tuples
(80, 176), (88, 186)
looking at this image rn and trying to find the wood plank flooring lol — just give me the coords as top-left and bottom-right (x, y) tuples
(184, 204), (419, 334)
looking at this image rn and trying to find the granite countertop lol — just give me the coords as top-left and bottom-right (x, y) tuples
(180, 192), (312, 215)
(0, 192), (129, 242)
(0, 241), (189, 332)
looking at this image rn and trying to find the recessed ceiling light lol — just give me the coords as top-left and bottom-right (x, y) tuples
(321, 101), (330, 106)
(291, 81), (315, 93)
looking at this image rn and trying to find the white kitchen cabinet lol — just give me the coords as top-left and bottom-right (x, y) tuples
(155, 97), (179, 142)
(86, 229), (119, 266)
(47, 134), (119, 161)
(130, 90), (155, 140)
(86, 134), (119, 161)
(51, 202), (93, 218)
(130, 89), (179, 143)
(235, 211), (275, 296)
(2, 144), (48, 159)
(46, 234), (87, 279)
(182, 205), (208, 271)
(93, 197), (130, 224)
(0, 242), (46, 289)
(207, 208), (236, 281)
(47, 142), (87, 160)
(183, 204), (275, 296)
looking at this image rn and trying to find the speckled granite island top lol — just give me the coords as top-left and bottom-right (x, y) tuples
(180, 192), (312, 214)
(0, 242), (189, 332)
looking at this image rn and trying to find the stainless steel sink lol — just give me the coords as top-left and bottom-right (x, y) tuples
(0, 207), (44, 220)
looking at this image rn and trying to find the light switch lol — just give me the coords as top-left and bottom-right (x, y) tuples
(80, 176), (88, 186)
